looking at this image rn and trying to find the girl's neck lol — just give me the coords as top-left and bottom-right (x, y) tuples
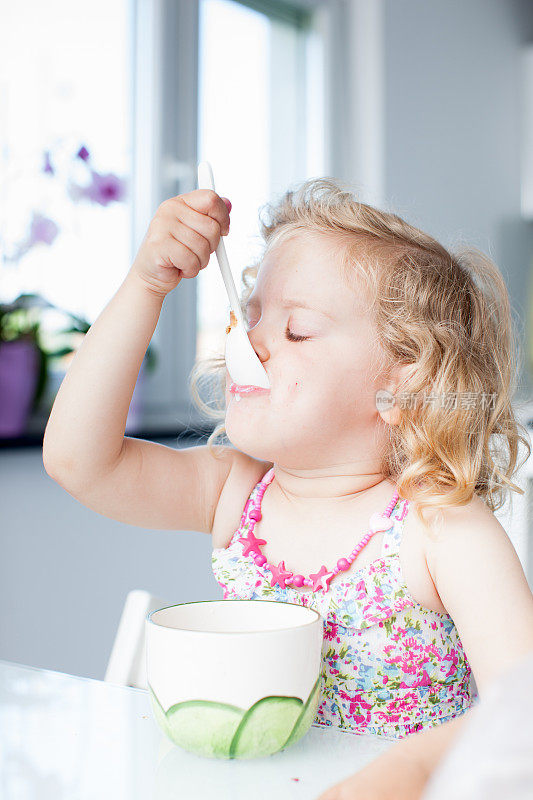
(270, 464), (395, 510)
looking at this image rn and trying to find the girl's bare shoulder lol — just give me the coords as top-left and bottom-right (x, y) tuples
(412, 492), (493, 538)
(211, 451), (274, 549)
(412, 492), (498, 571)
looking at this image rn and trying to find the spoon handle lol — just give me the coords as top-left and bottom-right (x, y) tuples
(197, 161), (243, 323)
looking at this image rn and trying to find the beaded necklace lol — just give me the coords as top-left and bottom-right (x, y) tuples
(238, 468), (403, 594)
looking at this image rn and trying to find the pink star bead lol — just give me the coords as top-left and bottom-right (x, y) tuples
(269, 560), (294, 589)
(309, 565), (335, 593)
(368, 511), (394, 533)
(238, 530), (267, 557)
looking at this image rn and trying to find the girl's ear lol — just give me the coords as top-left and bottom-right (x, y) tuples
(376, 363), (419, 426)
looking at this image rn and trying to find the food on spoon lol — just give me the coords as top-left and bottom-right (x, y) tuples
(225, 309), (238, 335)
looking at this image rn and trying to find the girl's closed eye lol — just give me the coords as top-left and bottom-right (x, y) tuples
(246, 316), (311, 342)
(285, 326), (311, 342)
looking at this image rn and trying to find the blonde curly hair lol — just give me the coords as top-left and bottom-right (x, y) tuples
(189, 177), (531, 534)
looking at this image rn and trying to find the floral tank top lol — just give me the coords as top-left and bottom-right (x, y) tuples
(211, 467), (477, 740)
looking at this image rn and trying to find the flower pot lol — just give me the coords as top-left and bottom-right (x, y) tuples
(0, 339), (39, 437)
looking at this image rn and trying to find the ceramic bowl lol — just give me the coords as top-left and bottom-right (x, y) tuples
(145, 599), (323, 759)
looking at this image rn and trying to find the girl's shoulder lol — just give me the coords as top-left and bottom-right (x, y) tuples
(404, 492), (497, 613)
(410, 492), (492, 540)
(412, 491), (497, 573)
(211, 451), (273, 550)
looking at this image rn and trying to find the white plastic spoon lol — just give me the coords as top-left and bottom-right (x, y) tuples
(197, 161), (270, 390)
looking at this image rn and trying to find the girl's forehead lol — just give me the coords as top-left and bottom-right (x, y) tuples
(260, 233), (345, 283)
(265, 228), (341, 260)
(256, 234), (366, 316)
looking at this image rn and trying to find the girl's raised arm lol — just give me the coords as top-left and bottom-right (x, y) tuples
(43, 190), (232, 532)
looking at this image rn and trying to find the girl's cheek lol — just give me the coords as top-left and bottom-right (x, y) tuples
(278, 380), (299, 402)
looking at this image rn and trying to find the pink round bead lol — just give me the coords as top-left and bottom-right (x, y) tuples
(337, 558), (350, 572)
(249, 508), (262, 522)
(292, 574), (305, 587)
(254, 554), (267, 566)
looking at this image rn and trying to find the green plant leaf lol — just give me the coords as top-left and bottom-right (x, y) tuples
(45, 347), (75, 358)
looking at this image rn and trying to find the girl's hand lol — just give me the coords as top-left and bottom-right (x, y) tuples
(314, 748), (429, 800)
(130, 189), (231, 298)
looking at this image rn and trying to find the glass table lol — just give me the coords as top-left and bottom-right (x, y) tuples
(0, 658), (394, 800)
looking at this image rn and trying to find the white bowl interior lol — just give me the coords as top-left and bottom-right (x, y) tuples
(149, 599), (319, 634)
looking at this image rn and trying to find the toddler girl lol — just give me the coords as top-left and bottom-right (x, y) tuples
(191, 178), (533, 741)
(43, 179), (533, 758)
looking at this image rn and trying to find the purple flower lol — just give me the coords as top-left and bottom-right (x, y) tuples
(77, 145), (90, 162)
(28, 212), (60, 247)
(5, 211), (60, 262)
(67, 170), (126, 205)
(43, 151), (54, 175)
(84, 169), (127, 206)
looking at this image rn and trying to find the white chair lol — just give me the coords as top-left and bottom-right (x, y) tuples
(104, 589), (170, 689)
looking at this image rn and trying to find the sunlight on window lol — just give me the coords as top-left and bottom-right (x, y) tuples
(197, 0), (269, 363)
(0, 0), (131, 323)
(196, 0), (325, 363)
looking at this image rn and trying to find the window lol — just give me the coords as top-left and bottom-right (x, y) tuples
(0, 0), (134, 437)
(0, 0), (132, 322)
(196, 0), (325, 361)
(2, 0), (345, 437)
(129, 0), (333, 434)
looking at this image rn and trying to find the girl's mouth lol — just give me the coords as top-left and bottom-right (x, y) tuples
(229, 381), (271, 401)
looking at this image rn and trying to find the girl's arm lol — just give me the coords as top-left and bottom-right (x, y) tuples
(378, 706), (472, 777)
(316, 498), (533, 800)
(424, 496), (533, 697)
(315, 709), (474, 800)
(43, 273), (165, 479)
(43, 189), (230, 483)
